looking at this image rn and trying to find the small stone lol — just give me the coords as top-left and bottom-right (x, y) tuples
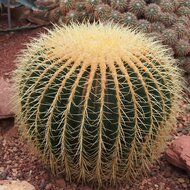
(55, 178), (66, 188)
(178, 178), (185, 183)
(45, 183), (52, 190)
(159, 182), (165, 190)
(0, 167), (8, 180)
(12, 147), (18, 152)
(0, 180), (36, 190)
(165, 135), (190, 175)
(163, 170), (171, 178)
(154, 184), (159, 188)
(39, 179), (45, 189)
(0, 78), (14, 119)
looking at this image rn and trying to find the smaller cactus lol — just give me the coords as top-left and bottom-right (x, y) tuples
(177, 16), (190, 26)
(160, 0), (175, 12)
(177, 6), (190, 16)
(94, 4), (111, 20)
(173, 0), (180, 10)
(110, 0), (128, 12)
(148, 32), (163, 41)
(179, 0), (190, 8)
(136, 19), (151, 32)
(151, 21), (166, 32)
(108, 10), (123, 23)
(173, 22), (188, 38)
(128, 0), (146, 16)
(78, 10), (89, 22)
(48, 8), (62, 23)
(174, 39), (190, 56)
(159, 12), (177, 26)
(85, 0), (100, 12)
(123, 12), (138, 26)
(75, 1), (86, 11)
(145, 3), (161, 21)
(65, 10), (79, 23)
(59, 0), (75, 15)
(178, 56), (190, 74)
(162, 29), (178, 46)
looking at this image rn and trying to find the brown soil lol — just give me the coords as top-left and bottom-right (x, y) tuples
(0, 18), (190, 190)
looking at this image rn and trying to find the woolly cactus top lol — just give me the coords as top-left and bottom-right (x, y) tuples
(24, 22), (176, 67)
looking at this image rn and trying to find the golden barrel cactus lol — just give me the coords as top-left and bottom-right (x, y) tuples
(13, 22), (182, 188)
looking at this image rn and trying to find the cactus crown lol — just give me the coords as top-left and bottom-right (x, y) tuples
(13, 22), (182, 188)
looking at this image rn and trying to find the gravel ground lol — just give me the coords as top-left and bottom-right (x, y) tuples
(0, 99), (189, 190)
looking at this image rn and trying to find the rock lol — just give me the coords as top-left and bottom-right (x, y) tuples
(55, 178), (66, 188)
(0, 167), (8, 180)
(45, 183), (52, 190)
(0, 180), (35, 190)
(165, 135), (190, 175)
(39, 179), (45, 189)
(0, 78), (14, 119)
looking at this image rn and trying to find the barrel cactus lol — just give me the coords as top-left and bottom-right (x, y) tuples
(13, 22), (182, 188)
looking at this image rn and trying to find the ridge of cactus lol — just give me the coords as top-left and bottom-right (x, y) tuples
(13, 21), (183, 189)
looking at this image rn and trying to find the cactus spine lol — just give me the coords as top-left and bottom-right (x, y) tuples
(13, 23), (182, 188)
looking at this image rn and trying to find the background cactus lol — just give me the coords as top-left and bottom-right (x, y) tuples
(13, 22), (182, 188)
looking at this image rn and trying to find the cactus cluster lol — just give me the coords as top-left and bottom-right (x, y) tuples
(13, 22), (182, 188)
(52, 0), (190, 73)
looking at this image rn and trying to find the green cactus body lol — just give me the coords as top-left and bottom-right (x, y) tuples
(13, 23), (182, 188)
